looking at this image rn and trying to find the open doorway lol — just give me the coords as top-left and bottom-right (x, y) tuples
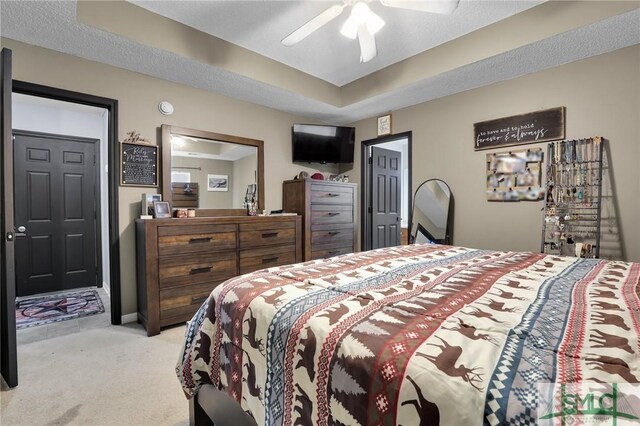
(10, 82), (121, 329)
(1, 78), (120, 388)
(361, 132), (412, 251)
(11, 94), (113, 333)
(13, 95), (110, 294)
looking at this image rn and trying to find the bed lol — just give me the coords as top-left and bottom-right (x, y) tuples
(176, 244), (640, 425)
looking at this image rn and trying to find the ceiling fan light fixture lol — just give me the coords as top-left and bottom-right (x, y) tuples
(357, 24), (377, 63)
(365, 12), (385, 35)
(339, 20), (358, 39)
(340, 2), (385, 39)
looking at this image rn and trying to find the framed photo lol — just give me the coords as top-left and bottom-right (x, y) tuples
(141, 193), (162, 216)
(207, 174), (229, 192)
(377, 114), (392, 136)
(152, 201), (171, 218)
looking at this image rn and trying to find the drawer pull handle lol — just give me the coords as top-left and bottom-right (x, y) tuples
(327, 212), (340, 217)
(261, 232), (279, 238)
(190, 266), (213, 275)
(262, 256), (279, 264)
(189, 237), (212, 244)
(191, 296), (208, 304)
(328, 231), (340, 236)
(327, 193), (339, 197)
(327, 250), (340, 256)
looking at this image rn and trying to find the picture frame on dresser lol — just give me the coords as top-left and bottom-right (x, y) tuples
(142, 193), (162, 216)
(152, 201), (171, 218)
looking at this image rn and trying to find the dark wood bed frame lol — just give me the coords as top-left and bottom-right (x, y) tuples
(190, 385), (257, 426)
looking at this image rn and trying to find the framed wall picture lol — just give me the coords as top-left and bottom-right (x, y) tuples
(120, 141), (158, 187)
(207, 174), (229, 192)
(377, 114), (392, 136)
(474, 107), (565, 151)
(152, 201), (171, 218)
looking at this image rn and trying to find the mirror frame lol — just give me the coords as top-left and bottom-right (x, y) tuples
(161, 124), (264, 216)
(409, 178), (454, 245)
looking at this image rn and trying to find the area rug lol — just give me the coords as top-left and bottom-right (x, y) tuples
(16, 289), (105, 329)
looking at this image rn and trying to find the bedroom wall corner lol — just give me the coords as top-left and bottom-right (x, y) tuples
(346, 45), (640, 262)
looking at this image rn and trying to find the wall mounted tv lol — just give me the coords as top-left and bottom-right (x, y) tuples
(292, 124), (355, 164)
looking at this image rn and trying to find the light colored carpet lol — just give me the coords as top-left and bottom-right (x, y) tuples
(0, 303), (190, 426)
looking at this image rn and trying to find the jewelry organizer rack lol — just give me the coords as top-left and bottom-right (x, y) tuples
(541, 136), (604, 258)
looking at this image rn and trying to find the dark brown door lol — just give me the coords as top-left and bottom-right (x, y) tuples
(1, 48), (18, 388)
(13, 131), (98, 297)
(371, 146), (402, 249)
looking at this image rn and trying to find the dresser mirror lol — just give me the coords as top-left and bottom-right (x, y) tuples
(161, 125), (264, 215)
(409, 179), (454, 245)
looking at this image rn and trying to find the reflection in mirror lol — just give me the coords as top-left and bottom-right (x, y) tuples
(170, 136), (258, 210)
(410, 179), (453, 245)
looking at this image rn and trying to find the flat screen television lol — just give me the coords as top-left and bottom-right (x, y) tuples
(292, 124), (355, 163)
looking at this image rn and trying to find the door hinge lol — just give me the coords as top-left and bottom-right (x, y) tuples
(367, 206), (372, 213)
(368, 157), (373, 164)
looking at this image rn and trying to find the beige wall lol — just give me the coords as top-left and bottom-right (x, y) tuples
(1, 37), (337, 316)
(347, 45), (640, 262)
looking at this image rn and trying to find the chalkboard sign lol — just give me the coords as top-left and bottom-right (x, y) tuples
(474, 107), (565, 151)
(120, 142), (158, 187)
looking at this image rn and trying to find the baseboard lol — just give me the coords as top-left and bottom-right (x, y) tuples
(121, 313), (138, 324)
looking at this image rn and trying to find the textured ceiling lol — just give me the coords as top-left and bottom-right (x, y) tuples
(128, 0), (544, 86)
(1, 2), (638, 124)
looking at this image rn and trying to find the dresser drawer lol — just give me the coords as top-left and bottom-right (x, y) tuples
(158, 252), (237, 289)
(159, 281), (218, 320)
(239, 245), (297, 274)
(158, 224), (237, 257)
(239, 221), (296, 249)
(310, 204), (354, 225)
(311, 246), (353, 260)
(311, 226), (354, 246)
(310, 183), (354, 204)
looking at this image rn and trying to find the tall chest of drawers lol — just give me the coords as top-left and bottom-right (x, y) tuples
(282, 179), (357, 261)
(136, 215), (301, 336)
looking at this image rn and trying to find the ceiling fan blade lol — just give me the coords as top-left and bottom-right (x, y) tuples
(282, 4), (347, 46)
(357, 24), (377, 63)
(380, 0), (460, 14)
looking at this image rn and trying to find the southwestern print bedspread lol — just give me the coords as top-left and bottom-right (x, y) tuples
(176, 244), (640, 425)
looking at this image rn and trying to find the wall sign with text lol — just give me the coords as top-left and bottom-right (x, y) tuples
(474, 107), (565, 151)
(120, 142), (158, 187)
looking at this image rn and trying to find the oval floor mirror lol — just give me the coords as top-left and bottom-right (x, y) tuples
(409, 179), (454, 245)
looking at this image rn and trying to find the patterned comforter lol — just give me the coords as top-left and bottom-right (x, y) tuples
(176, 244), (640, 425)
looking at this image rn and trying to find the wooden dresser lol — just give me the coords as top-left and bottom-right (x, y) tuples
(282, 179), (357, 261)
(136, 215), (301, 336)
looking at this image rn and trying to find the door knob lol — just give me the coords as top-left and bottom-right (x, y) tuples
(17, 226), (26, 233)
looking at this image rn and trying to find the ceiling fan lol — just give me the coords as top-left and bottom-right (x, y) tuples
(282, 0), (460, 63)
